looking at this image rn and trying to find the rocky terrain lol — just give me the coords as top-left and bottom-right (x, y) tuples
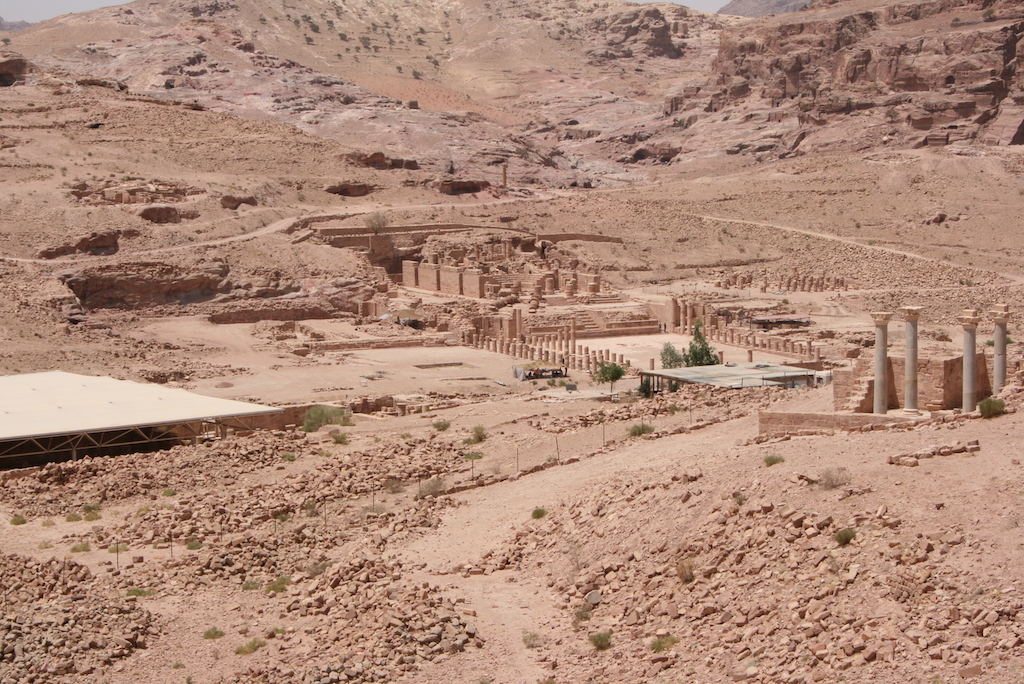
(3, 0), (1024, 682)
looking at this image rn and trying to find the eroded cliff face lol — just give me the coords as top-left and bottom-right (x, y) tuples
(669, 0), (1024, 151)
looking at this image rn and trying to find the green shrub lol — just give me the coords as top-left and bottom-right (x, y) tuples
(162, 488), (177, 497)
(818, 467), (850, 490)
(203, 627), (225, 639)
(628, 423), (654, 437)
(432, 419), (451, 431)
(82, 504), (102, 513)
(650, 635), (679, 652)
(302, 405), (349, 432)
(38, 540), (53, 550)
(70, 542), (91, 553)
(41, 519), (55, 527)
(172, 662), (184, 669)
(676, 559), (695, 584)
(83, 511), (101, 521)
(383, 478), (405, 493)
(10, 515), (26, 526)
(242, 581), (261, 591)
(732, 491), (746, 506)
(108, 543), (129, 553)
(589, 630), (613, 650)
(415, 476), (447, 499)
(127, 588), (155, 597)
(573, 603), (592, 624)
(281, 452), (296, 462)
(266, 575), (291, 594)
(186, 540), (204, 551)
(235, 638), (266, 655)
(834, 528), (857, 547)
(532, 508), (547, 519)
(979, 396), (1005, 419)
(764, 454), (785, 467)
(66, 513), (83, 522)
(463, 425), (487, 444)
(332, 432), (349, 445)
(522, 631), (541, 648)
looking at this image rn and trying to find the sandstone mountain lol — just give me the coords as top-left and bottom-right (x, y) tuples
(0, 16), (33, 32)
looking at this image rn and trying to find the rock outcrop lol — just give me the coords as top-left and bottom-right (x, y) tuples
(718, 0), (809, 18)
(324, 182), (374, 197)
(36, 229), (132, 259)
(437, 180), (490, 195)
(220, 194), (257, 209)
(0, 51), (30, 86)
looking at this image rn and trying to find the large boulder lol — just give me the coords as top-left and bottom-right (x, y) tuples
(220, 194), (257, 209)
(0, 51), (30, 87)
(438, 180), (491, 195)
(36, 230), (126, 259)
(324, 182), (373, 197)
(136, 204), (181, 223)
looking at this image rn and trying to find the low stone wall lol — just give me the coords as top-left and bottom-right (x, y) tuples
(758, 411), (910, 435)
(307, 335), (449, 352)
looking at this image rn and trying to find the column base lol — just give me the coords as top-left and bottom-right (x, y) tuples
(902, 408), (922, 416)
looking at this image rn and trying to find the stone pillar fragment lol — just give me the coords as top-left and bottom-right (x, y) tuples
(871, 312), (894, 414)
(991, 304), (1011, 394)
(898, 306), (922, 414)
(958, 309), (982, 412)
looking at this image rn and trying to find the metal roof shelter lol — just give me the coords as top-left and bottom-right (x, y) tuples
(640, 362), (815, 390)
(0, 371), (282, 467)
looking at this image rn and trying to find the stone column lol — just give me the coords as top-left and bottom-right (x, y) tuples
(898, 306), (922, 415)
(991, 304), (1011, 394)
(958, 309), (982, 412)
(871, 312), (894, 415)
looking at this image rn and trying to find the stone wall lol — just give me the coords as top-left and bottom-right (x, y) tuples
(758, 411), (910, 435)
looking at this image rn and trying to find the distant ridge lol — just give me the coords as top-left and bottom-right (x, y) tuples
(717, 0), (806, 17)
(0, 16), (34, 32)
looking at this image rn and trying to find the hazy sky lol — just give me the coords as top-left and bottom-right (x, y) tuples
(2, 0), (728, 24)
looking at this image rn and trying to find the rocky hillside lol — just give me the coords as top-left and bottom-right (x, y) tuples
(0, 16), (33, 31)
(718, 0), (808, 18)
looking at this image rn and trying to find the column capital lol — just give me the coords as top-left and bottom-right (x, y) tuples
(957, 309), (982, 329)
(870, 311), (894, 324)
(990, 303), (1011, 324)
(897, 306), (923, 322)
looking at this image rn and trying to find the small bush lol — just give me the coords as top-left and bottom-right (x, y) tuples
(307, 561), (331, 577)
(537, 680), (557, 684)
(82, 504), (102, 513)
(70, 542), (91, 553)
(416, 477), (447, 499)
(834, 528), (857, 547)
(235, 638), (266, 655)
(818, 467), (850, 490)
(383, 478), (405, 494)
(242, 581), (261, 591)
(573, 603), (592, 624)
(203, 627), (225, 639)
(10, 515), (27, 526)
(281, 452), (296, 462)
(41, 519), (55, 528)
(651, 635), (679, 652)
(332, 432), (349, 445)
(266, 576), (291, 594)
(127, 588), (154, 597)
(83, 511), (102, 521)
(186, 540), (204, 551)
(464, 425), (487, 444)
(764, 454), (785, 467)
(66, 513), (83, 522)
(108, 543), (129, 553)
(162, 488), (177, 497)
(38, 540), (53, 549)
(732, 491), (746, 506)
(522, 631), (541, 649)
(979, 396), (1005, 419)
(302, 405), (347, 432)
(432, 419), (451, 431)
(628, 423), (654, 437)
(589, 630), (613, 650)
(172, 662), (184, 669)
(676, 559), (695, 584)
(532, 508), (547, 519)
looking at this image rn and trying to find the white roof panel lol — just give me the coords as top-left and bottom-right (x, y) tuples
(0, 371), (280, 440)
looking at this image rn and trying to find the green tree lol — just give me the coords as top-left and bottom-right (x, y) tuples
(594, 362), (625, 393)
(683, 320), (718, 367)
(661, 342), (685, 369)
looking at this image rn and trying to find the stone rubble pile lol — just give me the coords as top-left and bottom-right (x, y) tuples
(887, 440), (980, 467)
(479, 470), (1023, 683)
(0, 553), (158, 682)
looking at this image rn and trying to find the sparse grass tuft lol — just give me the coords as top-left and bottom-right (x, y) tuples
(162, 488), (177, 497)
(589, 630), (613, 650)
(834, 528), (857, 547)
(83, 511), (101, 521)
(573, 603), (592, 625)
(818, 467), (850, 490)
(203, 627), (225, 639)
(732, 491), (746, 506)
(979, 396), (1005, 419)
(415, 476), (446, 499)
(676, 559), (695, 584)
(38, 540), (53, 549)
(172, 662), (184, 669)
(628, 423), (654, 437)
(432, 419), (450, 431)
(764, 454), (785, 467)
(463, 425), (487, 444)
(10, 515), (27, 526)
(651, 635), (679, 652)
(307, 561), (331, 577)
(235, 638), (266, 655)
(281, 452), (296, 462)
(41, 519), (55, 528)
(383, 478), (405, 494)
(302, 405), (350, 432)
(127, 587), (154, 597)
(266, 575), (291, 594)
(331, 432), (349, 445)
(242, 580), (261, 591)
(532, 508), (547, 519)
(82, 504), (102, 513)
(66, 513), (82, 522)
(186, 540), (204, 551)
(70, 542), (91, 553)
(108, 543), (129, 553)
(522, 631), (542, 649)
